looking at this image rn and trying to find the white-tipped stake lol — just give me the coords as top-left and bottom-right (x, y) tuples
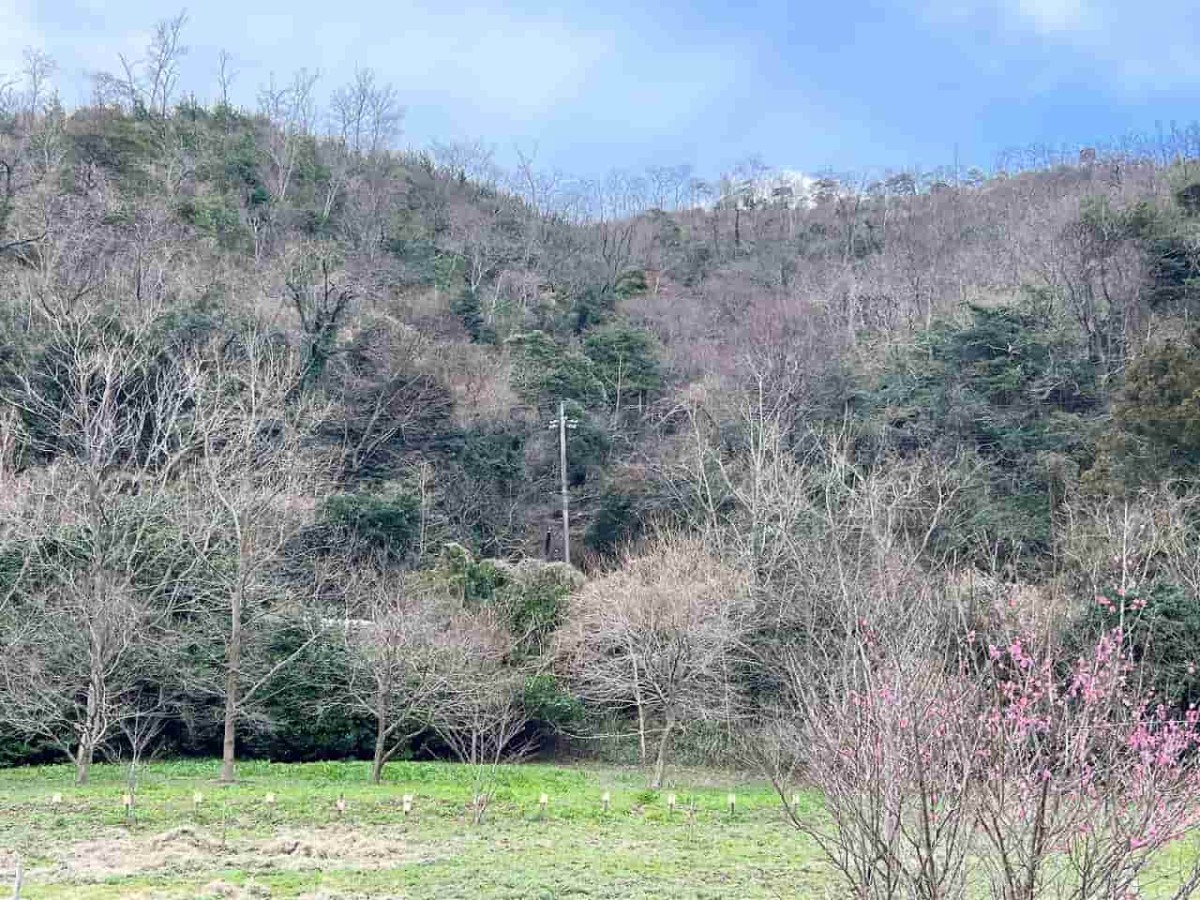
(50, 792), (63, 806)
(539, 793), (549, 812)
(264, 792), (277, 805)
(791, 793), (802, 811)
(335, 795), (346, 816)
(667, 793), (677, 813)
(601, 790), (611, 812)
(192, 791), (203, 809)
(122, 793), (133, 809)
(727, 793), (737, 813)
(402, 794), (413, 816)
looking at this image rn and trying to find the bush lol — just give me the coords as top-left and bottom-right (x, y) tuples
(582, 322), (662, 411)
(1079, 581), (1200, 710)
(432, 545), (581, 656)
(458, 425), (525, 492)
(1116, 329), (1200, 466)
(495, 560), (580, 656)
(523, 674), (585, 730)
(321, 487), (422, 560)
(507, 330), (602, 408)
(586, 487), (638, 557)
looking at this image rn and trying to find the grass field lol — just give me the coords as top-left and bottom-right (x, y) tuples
(0, 759), (829, 899)
(6, 761), (1200, 899)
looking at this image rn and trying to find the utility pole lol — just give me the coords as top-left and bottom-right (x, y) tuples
(559, 400), (570, 566)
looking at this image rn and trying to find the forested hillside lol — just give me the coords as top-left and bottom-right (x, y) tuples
(5, 29), (1200, 808)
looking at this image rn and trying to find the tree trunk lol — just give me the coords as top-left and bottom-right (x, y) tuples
(74, 740), (93, 786)
(371, 694), (388, 784)
(635, 700), (647, 767)
(650, 715), (675, 790)
(219, 584), (243, 784)
(370, 748), (386, 785)
(631, 655), (647, 765)
(219, 685), (237, 783)
(76, 667), (100, 787)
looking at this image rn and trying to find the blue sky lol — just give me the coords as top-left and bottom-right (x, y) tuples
(2, 0), (1198, 178)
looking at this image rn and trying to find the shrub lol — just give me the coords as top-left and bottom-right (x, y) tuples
(582, 322), (663, 411)
(507, 330), (602, 408)
(522, 673), (584, 730)
(458, 425), (525, 492)
(1116, 329), (1200, 466)
(1080, 582), (1200, 710)
(321, 487), (422, 560)
(494, 560), (581, 657)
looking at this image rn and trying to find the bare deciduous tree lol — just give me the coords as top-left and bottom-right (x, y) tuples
(330, 69), (402, 159)
(258, 68), (319, 203)
(557, 536), (750, 788)
(178, 333), (333, 783)
(430, 610), (530, 821)
(20, 49), (57, 120)
(0, 327), (198, 782)
(333, 557), (454, 783)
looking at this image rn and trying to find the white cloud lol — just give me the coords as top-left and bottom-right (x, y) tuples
(1013, 0), (1091, 33)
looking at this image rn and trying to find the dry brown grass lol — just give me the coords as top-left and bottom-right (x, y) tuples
(59, 824), (449, 882)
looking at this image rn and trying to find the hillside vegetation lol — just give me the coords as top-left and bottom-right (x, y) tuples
(8, 26), (1200, 897)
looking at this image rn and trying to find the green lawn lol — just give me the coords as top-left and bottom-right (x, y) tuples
(0, 760), (829, 899)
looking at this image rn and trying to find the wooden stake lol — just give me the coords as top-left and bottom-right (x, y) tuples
(601, 790), (611, 813)
(727, 793), (736, 814)
(50, 793), (62, 806)
(402, 794), (413, 816)
(10, 855), (22, 900)
(335, 795), (346, 817)
(666, 793), (677, 813)
(192, 791), (203, 811)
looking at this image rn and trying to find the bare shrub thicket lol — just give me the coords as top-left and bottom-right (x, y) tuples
(557, 535), (751, 788)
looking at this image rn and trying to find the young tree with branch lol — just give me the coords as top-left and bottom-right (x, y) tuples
(333, 557), (454, 783)
(178, 332), (333, 783)
(425, 608), (531, 820)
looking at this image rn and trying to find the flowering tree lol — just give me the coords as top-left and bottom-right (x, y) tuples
(769, 624), (1200, 900)
(974, 630), (1200, 900)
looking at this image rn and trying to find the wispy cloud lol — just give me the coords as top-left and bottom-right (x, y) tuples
(1013, 0), (1092, 34)
(919, 0), (1200, 95)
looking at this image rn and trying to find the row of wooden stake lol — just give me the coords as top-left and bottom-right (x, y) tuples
(47, 789), (799, 816)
